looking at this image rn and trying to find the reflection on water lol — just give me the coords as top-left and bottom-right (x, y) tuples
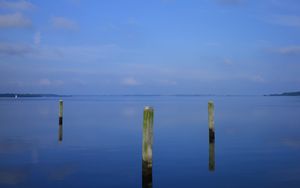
(1, 96), (300, 187)
(58, 124), (63, 143)
(47, 164), (77, 181)
(58, 100), (63, 143)
(209, 142), (215, 171)
(0, 169), (27, 185)
(142, 161), (152, 188)
(282, 138), (300, 149)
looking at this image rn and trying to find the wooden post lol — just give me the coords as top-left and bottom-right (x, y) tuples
(59, 100), (63, 125)
(143, 106), (154, 166)
(209, 142), (215, 171)
(142, 106), (153, 188)
(208, 101), (215, 143)
(208, 101), (215, 171)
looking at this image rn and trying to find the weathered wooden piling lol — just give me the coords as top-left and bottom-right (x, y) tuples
(208, 101), (215, 143)
(143, 106), (154, 166)
(208, 101), (215, 171)
(209, 142), (215, 171)
(142, 106), (153, 188)
(59, 100), (63, 125)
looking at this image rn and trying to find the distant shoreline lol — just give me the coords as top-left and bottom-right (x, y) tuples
(0, 93), (256, 98)
(1, 92), (299, 98)
(265, 91), (300, 96)
(0, 93), (71, 98)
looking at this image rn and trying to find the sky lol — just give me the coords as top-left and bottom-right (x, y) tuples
(0, 0), (300, 95)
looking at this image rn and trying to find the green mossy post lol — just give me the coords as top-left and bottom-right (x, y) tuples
(208, 101), (215, 143)
(209, 142), (215, 171)
(59, 100), (63, 125)
(142, 106), (154, 166)
(142, 106), (153, 188)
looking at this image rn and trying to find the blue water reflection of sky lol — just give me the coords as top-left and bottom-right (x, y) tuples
(0, 96), (300, 187)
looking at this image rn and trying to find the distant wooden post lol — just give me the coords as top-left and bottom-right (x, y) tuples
(208, 101), (215, 143)
(59, 100), (63, 125)
(142, 106), (153, 188)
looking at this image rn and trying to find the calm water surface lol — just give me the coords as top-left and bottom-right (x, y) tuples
(0, 96), (300, 188)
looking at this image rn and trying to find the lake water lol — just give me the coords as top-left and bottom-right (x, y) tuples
(0, 96), (300, 188)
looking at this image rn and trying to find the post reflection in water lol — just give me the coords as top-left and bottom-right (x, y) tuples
(58, 100), (63, 143)
(142, 161), (152, 188)
(209, 142), (215, 171)
(58, 124), (63, 143)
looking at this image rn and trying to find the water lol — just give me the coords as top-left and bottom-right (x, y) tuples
(0, 96), (300, 188)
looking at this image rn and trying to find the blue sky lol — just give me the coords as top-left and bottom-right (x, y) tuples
(0, 0), (300, 95)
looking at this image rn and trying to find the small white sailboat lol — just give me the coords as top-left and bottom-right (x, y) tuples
(15, 94), (18, 99)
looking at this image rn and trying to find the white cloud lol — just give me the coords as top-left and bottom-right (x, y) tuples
(268, 0), (300, 13)
(206, 42), (221, 47)
(216, 0), (243, 6)
(34, 31), (41, 45)
(0, 43), (34, 56)
(250, 75), (266, 83)
(38, 79), (51, 86)
(161, 0), (176, 3)
(0, 0), (35, 10)
(51, 16), (78, 30)
(269, 15), (300, 27)
(38, 79), (64, 86)
(271, 46), (300, 55)
(53, 44), (124, 61)
(224, 58), (233, 65)
(67, 0), (81, 5)
(126, 17), (138, 25)
(121, 77), (140, 86)
(0, 42), (136, 64)
(159, 79), (177, 85)
(0, 13), (31, 28)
